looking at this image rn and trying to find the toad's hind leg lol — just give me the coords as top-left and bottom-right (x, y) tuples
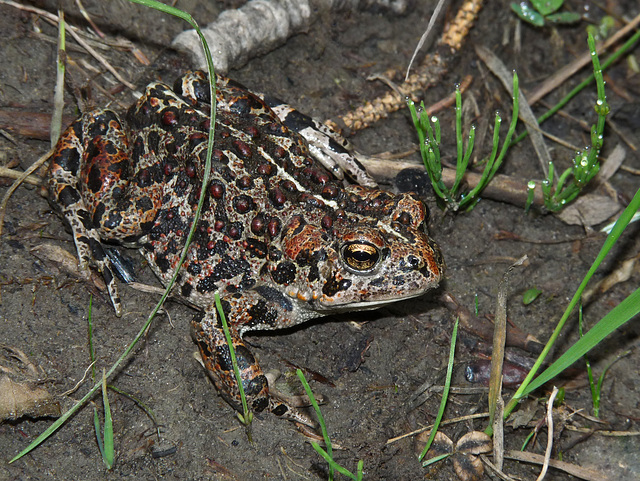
(191, 307), (315, 427)
(48, 110), (163, 316)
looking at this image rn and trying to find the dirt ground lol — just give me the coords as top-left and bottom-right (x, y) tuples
(1, 0), (639, 480)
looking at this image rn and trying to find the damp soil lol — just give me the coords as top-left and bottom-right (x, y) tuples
(1, 1), (639, 480)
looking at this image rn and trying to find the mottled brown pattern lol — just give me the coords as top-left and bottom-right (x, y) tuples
(48, 71), (444, 424)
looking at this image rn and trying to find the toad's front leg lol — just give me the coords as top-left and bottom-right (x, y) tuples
(191, 295), (315, 427)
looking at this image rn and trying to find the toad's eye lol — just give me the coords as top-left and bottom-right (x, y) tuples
(341, 242), (380, 273)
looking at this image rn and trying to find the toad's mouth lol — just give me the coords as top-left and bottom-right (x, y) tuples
(312, 289), (431, 313)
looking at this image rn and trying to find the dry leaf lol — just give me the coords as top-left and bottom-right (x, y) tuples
(555, 194), (621, 226)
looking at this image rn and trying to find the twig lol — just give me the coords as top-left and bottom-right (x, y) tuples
(475, 45), (552, 176)
(504, 449), (611, 481)
(0, 167), (43, 186)
(60, 361), (97, 396)
(386, 412), (488, 444)
(338, 0), (484, 131)
(0, 0), (134, 90)
(536, 386), (559, 481)
(0, 148), (53, 237)
(527, 13), (640, 106)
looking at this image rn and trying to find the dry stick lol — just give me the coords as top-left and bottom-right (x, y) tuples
(504, 450), (611, 481)
(359, 155), (547, 209)
(0, 109), (76, 140)
(488, 257), (527, 472)
(173, 0), (411, 73)
(74, 0), (105, 38)
(492, 395), (505, 471)
(404, 0), (447, 81)
(565, 426), (640, 437)
(0, 148), (53, 237)
(481, 454), (518, 481)
(0, 0), (134, 90)
(0, 167), (42, 186)
(527, 13), (640, 106)
(475, 45), (552, 177)
(386, 412), (488, 445)
(51, 9), (66, 146)
(339, 0), (484, 131)
(537, 386), (559, 481)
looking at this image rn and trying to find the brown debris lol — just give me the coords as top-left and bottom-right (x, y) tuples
(338, 0), (483, 131)
(0, 346), (60, 421)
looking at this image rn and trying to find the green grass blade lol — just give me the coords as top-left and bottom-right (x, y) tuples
(93, 407), (104, 459)
(215, 293), (253, 426)
(125, 0), (193, 20)
(101, 369), (114, 469)
(107, 385), (158, 426)
(504, 186), (640, 418)
(418, 318), (458, 461)
(297, 369), (333, 478)
(522, 287), (640, 395)
(422, 452), (452, 467)
(310, 443), (358, 480)
(512, 27), (640, 146)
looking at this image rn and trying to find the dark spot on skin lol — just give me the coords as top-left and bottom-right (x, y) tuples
(251, 215), (265, 235)
(247, 300), (278, 327)
(203, 255), (251, 287)
(245, 238), (268, 258)
(181, 282), (193, 297)
(187, 262), (201, 275)
(91, 203), (105, 228)
(86, 165), (102, 193)
(322, 276), (352, 297)
(271, 261), (296, 285)
(154, 253), (171, 273)
(161, 109), (179, 128)
(57, 185), (81, 207)
(137, 168), (152, 187)
(307, 264), (319, 282)
(87, 238), (106, 262)
(147, 130), (159, 153)
(140, 220), (155, 233)
(213, 344), (234, 373)
(419, 266), (433, 280)
(268, 187), (287, 208)
(271, 403), (288, 416)
(77, 210), (93, 230)
(233, 194), (254, 214)
(233, 345), (257, 371)
(232, 139), (252, 159)
(226, 274), (256, 293)
(254, 285), (293, 312)
(253, 397), (270, 413)
(53, 147), (80, 174)
(279, 107), (315, 131)
(102, 265), (114, 286)
(399, 255), (420, 271)
(136, 196), (153, 213)
(196, 275), (218, 293)
(103, 211), (123, 230)
(267, 218), (281, 237)
(268, 247), (282, 262)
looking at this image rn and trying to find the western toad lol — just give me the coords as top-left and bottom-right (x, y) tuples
(48, 71), (444, 424)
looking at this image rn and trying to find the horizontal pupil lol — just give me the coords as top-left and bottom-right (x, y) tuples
(344, 243), (379, 271)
